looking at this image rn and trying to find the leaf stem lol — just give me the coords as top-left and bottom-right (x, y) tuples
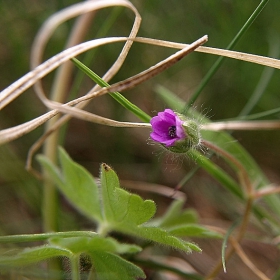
(0, 231), (97, 243)
(71, 255), (81, 280)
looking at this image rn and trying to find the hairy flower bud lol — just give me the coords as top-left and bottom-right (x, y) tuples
(150, 109), (201, 153)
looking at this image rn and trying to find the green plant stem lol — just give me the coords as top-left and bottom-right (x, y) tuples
(0, 231), (97, 243)
(183, 0), (270, 112)
(221, 220), (240, 273)
(43, 134), (59, 233)
(71, 255), (81, 280)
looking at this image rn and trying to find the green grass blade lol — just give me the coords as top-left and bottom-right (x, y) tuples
(222, 219), (240, 272)
(184, 0), (270, 111)
(188, 150), (243, 199)
(71, 57), (151, 122)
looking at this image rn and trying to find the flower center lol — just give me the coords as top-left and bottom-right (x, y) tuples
(168, 126), (176, 138)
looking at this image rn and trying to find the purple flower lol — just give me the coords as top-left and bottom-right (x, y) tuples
(150, 109), (186, 147)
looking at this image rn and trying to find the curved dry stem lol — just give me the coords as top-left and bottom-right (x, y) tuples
(0, 37), (127, 109)
(29, 0), (142, 235)
(200, 225), (270, 280)
(231, 238), (270, 280)
(134, 37), (280, 70)
(25, 35), (207, 173)
(254, 184), (280, 198)
(30, 0), (140, 71)
(21, 35), (206, 174)
(39, 5), (98, 234)
(0, 0), (141, 109)
(0, 38), (148, 144)
(0, 0), (141, 148)
(206, 197), (254, 279)
(120, 180), (186, 200)
(0, 35), (206, 146)
(34, 36), (208, 121)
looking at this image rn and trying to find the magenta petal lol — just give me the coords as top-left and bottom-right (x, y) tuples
(163, 109), (176, 116)
(151, 120), (171, 135)
(150, 132), (168, 142)
(150, 109), (186, 147)
(151, 131), (177, 146)
(157, 112), (175, 124)
(175, 119), (185, 138)
(162, 138), (177, 146)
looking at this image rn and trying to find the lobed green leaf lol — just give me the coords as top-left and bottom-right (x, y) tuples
(37, 147), (102, 223)
(90, 251), (145, 280)
(100, 163), (156, 226)
(50, 236), (142, 255)
(38, 148), (200, 254)
(152, 199), (198, 228)
(120, 225), (201, 253)
(0, 246), (71, 268)
(168, 224), (222, 238)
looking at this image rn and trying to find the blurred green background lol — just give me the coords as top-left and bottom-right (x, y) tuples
(0, 0), (280, 278)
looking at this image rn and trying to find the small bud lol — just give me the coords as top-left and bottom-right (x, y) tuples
(150, 109), (201, 153)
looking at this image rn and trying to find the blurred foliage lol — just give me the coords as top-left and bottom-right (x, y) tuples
(0, 0), (280, 279)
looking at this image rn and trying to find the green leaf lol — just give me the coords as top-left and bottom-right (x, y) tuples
(37, 147), (102, 223)
(100, 163), (156, 226)
(122, 226), (201, 253)
(0, 246), (71, 268)
(152, 199), (198, 228)
(168, 224), (222, 238)
(50, 236), (142, 255)
(89, 251), (145, 280)
(38, 148), (200, 253)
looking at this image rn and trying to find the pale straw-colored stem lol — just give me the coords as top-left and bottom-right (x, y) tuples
(133, 37), (280, 70)
(202, 120), (280, 131)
